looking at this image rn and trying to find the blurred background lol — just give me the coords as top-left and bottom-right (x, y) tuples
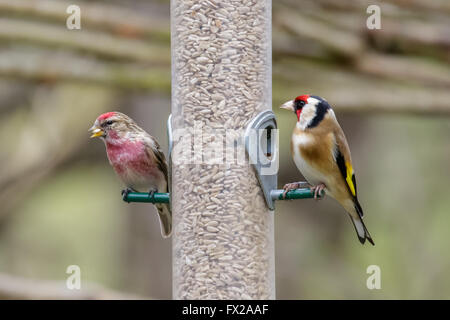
(0, 0), (449, 299)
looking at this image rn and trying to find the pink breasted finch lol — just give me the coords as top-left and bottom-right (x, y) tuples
(280, 95), (374, 245)
(89, 111), (172, 238)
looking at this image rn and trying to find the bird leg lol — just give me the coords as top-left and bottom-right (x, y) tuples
(310, 183), (326, 200)
(148, 188), (158, 202)
(282, 181), (311, 199)
(121, 187), (137, 203)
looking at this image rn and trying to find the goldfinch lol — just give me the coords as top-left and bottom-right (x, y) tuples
(89, 112), (172, 238)
(280, 95), (374, 245)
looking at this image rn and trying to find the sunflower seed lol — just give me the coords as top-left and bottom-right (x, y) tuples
(172, 0), (273, 300)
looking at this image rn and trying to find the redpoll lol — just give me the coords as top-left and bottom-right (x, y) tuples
(89, 111), (172, 238)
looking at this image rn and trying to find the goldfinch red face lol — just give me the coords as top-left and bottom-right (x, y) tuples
(280, 95), (308, 121)
(280, 95), (331, 129)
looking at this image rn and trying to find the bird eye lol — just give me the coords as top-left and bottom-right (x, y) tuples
(106, 120), (114, 126)
(295, 100), (305, 109)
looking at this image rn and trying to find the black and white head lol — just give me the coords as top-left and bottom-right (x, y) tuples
(280, 94), (333, 129)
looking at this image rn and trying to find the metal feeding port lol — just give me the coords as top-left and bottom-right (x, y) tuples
(245, 110), (278, 210)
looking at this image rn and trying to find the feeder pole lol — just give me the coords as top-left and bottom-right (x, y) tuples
(171, 0), (274, 299)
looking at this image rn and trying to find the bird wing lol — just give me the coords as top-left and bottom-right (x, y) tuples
(144, 136), (169, 191)
(333, 127), (364, 217)
(334, 128), (357, 197)
(153, 145), (169, 185)
(143, 136), (172, 237)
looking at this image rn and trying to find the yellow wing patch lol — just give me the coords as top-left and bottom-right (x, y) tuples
(345, 162), (356, 197)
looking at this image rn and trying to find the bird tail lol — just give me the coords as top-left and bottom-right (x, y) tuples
(155, 203), (172, 238)
(349, 215), (374, 246)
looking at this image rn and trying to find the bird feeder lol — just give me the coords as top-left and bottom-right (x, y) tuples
(171, 0), (275, 300)
(122, 0), (323, 300)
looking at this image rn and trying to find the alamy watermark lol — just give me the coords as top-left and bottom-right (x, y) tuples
(66, 265), (81, 290)
(66, 5), (81, 30)
(366, 265), (381, 290)
(366, 5), (381, 30)
(171, 126), (279, 175)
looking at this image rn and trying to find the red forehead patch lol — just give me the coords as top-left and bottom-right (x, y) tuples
(98, 112), (116, 121)
(295, 95), (309, 103)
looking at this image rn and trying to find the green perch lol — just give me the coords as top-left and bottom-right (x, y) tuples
(123, 192), (170, 204)
(270, 188), (324, 201)
(122, 188), (323, 204)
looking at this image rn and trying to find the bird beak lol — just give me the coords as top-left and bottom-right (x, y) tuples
(280, 100), (294, 112)
(89, 125), (104, 138)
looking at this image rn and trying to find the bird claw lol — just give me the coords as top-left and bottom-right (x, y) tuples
(148, 189), (157, 203)
(310, 183), (326, 200)
(282, 181), (310, 199)
(121, 188), (133, 203)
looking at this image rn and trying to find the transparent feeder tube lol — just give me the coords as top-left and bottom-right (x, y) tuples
(171, 0), (274, 299)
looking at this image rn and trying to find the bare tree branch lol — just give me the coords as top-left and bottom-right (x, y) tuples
(0, 48), (170, 91)
(0, 0), (169, 39)
(0, 18), (170, 64)
(275, 8), (365, 59)
(274, 59), (450, 115)
(356, 53), (450, 87)
(0, 273), (147, 300)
